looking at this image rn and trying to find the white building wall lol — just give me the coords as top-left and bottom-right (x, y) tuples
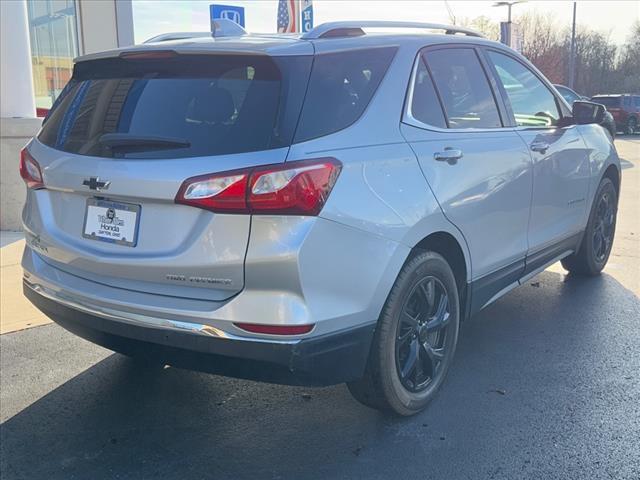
(77, 0), (134, 54)
(0, 0), (36, 118)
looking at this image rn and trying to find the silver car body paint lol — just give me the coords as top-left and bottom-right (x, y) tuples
(22, 30), (620, 355)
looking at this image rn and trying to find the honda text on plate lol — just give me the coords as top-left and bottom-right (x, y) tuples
(21, 20), (620, 415)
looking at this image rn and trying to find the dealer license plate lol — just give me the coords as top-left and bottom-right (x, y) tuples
(82, 198), (140, 247)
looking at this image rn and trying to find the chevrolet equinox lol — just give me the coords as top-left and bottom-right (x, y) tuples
(21, 21), (620, 415)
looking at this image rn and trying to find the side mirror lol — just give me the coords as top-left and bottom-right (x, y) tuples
(573, 101), (605, 125)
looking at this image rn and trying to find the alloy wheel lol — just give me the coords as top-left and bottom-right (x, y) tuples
(395, 276), (451, 393)
(592, 190), (615, 264)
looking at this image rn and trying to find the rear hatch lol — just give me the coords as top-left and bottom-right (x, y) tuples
(26, 51), (312, 301)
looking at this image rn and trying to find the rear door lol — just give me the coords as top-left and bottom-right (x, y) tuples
(484, 49), (590, 260)
(25, 52), (311, 301)
(401, 46), (533, 310)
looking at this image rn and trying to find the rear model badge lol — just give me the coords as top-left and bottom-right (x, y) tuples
(82, 177), (110, 191)
(166, 274), (232, 286)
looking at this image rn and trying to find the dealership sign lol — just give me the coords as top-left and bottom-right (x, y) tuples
(210, 4), (245, 27)
(301, 0), (313, 33)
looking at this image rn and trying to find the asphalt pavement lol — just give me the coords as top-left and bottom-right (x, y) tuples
(1, 137), (639, 480)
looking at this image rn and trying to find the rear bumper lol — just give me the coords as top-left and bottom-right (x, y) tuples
(24, 281), (375, 386)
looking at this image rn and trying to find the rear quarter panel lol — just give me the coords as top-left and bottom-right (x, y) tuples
(286, 41), (472, 282)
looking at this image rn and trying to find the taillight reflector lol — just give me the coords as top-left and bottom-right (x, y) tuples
(234, 323), (314, 335)
(19, 148), (45, 190)
(175, 158), (341, 216)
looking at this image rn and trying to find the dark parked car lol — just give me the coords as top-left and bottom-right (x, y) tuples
(554, 85), (616, 138)
(591, 94), (640, 135)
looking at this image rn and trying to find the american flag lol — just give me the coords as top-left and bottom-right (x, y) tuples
(277, 0), (299, 33)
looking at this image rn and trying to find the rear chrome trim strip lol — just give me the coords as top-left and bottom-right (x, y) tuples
(24, 279), (299, 345)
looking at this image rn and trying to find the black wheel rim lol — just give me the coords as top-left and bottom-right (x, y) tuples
(395, 276), (451, 393)
(592, 190), (615, 264)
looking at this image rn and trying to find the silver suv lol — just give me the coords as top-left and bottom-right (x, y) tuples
(21, 21), (620, 416)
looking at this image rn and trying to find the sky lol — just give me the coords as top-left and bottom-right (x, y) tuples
(132, 0), (640, 45)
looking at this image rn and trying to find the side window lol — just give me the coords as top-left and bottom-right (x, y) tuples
(294, 47), (397, 143)
(557, 86), (579, 104)
(487, 51), (560, 127)
(623, 96), (632, 108)
(409, 56), (447, 128)
(423, 48), (502, 129)
(634, 96), (640, 108)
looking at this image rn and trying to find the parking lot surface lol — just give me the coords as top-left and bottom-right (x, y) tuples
(1, 138), (639, 480)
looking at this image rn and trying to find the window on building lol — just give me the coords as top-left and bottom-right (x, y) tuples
(27, 0), (79, 110)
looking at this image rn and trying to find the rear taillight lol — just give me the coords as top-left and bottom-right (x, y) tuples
(19, 148), (44, 190)
(175, 169), (250, 213)
(234, 322), (314, 335)
(175, 158), (341, 216)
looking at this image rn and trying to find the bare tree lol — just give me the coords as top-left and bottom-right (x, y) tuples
(459, 15), (500, 42)
(615, 21), (640, 93)
(456, 12), (636, 96)
(516, 12), (565, 83)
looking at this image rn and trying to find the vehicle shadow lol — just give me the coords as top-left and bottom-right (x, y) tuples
(1, 270), (639, 480)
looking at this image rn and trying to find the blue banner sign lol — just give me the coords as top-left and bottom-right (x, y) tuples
(210, 4), (245, 27)
(301, 0), (313, 33)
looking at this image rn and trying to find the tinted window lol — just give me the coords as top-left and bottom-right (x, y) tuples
(635, 96), (640, 108)
(424, 48), (501, 129)
(294, 47), (397, 142)
(591, 96), (621, 108)
(409, 56), (447, 128)
(488, 51), (560, 127)
(556, 86), (580, 104)
(39, 55), (312, 159)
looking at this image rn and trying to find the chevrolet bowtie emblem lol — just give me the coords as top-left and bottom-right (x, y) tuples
(82, 177), (110, 191)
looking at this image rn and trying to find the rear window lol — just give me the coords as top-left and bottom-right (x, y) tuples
(591, 96), (621, 108)
(293, 47), (397, 143)
(38, 54), (312, 159)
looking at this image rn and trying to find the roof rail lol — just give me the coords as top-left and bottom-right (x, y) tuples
(301, 21), (483, 40)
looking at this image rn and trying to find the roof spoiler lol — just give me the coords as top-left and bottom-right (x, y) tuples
(144, 32), (211, 43)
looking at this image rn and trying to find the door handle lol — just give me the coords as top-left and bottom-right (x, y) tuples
(434, 147), (463, 165)
(530, 141), (550, 153)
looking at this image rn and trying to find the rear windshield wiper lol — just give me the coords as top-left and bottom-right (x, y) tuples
(98, 133), (191, 152)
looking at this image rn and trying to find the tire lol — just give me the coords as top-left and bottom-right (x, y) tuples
(561, 177), (617, 276)
(347, 251), (460, 416)
(626, 117), (637, 135)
